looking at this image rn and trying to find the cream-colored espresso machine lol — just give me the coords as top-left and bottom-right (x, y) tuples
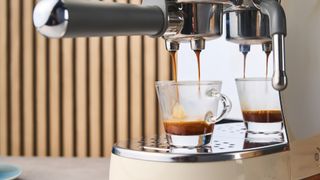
(33, 0), (320, 179)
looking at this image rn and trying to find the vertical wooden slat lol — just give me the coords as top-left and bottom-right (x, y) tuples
(62, 39), (74, 157)
(115, 0), (129, 142)
(129, 0), (143, 140)
(116, 36), (129, 141)
(130, 36), (143, 139)
(76, 38), (88, 157)
(0, 0), (8, 156)
(23, 0), (34, 156)
(103, 37), (115, 156)
(115, 1), (129, 142)
(49, 39), (61, 156)
(10, 0), (21, 156)
(144, 37), (157, 137)
(89, 37), (101, 157)
(157, 39), (170, 135)
(36, 35), (47, 157)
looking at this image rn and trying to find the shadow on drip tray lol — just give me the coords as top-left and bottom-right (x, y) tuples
(169, 146), (212, 154)
(243, 131), (285, 149)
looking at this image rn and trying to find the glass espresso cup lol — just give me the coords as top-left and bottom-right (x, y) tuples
(155, 81), (232, 147)
(236, 78), (284, 134)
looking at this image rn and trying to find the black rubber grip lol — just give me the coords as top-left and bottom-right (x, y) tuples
(64, 0), (165, 37)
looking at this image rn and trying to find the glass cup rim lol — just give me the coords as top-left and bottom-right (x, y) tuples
(155, 80), (222, 87)
(235, 77), (271, 82)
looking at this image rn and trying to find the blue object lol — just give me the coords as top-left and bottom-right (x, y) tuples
(0, 164), (22, 180)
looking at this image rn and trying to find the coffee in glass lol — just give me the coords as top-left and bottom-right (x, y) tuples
(236, 78), (283, 134)
(156, 81), (232, 147)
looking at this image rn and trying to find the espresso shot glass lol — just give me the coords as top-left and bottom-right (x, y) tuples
(236, 78), (284, 134)
(156, 81), (232, 148)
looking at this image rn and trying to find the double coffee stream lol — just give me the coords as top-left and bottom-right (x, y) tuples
(242, 50), (271, 78)
(165, 50), (210, 136)
(242, 50), (282, 123)
(169, 50), (201, 82)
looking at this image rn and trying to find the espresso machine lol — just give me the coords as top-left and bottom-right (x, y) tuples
(33, 0), (320, 179)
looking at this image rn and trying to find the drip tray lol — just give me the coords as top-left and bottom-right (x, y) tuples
(112, 122), (289, 162)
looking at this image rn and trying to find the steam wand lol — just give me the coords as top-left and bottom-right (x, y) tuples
(253, 0), (288, 90)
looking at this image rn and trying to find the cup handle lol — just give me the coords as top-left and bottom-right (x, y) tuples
(206, 93), (232, 124)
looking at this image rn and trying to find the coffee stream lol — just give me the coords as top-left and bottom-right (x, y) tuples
(170, 51), (181, 105)
(170, 51), (178, 82)
(194, 50), (201, 82)
(169, 50), (202, 102)
(169, 50), (201, 82)
(243, 51), (271, 78)
(194, 50), (202, 95)
(242, 53), (248, 78)
(265, 51), (271, 77)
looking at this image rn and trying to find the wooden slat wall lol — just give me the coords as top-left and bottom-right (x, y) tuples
(0, 0), (8, 156)
(0, 0), (170, 157)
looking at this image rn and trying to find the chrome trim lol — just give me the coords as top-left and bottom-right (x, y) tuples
(164, 3), (223, 42)
(225, 8), (271, 45)
(165, 40), (180, 51)
(112, 123), (289, 162)
(262, 42), (272, 53)
(191, 39), (206, 50)
(33, 0), (68, 38)
(239, 44), (250, 54)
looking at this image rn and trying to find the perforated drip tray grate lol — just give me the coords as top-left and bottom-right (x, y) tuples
(112, 122), (289, 162)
